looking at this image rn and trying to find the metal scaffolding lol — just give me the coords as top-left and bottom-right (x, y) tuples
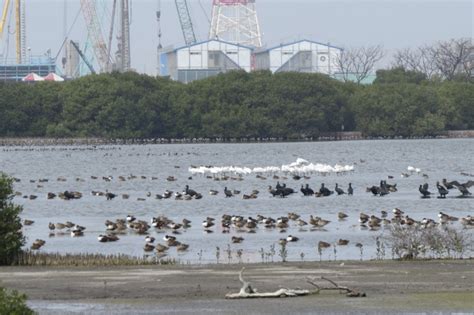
(209, 0), (262, 48)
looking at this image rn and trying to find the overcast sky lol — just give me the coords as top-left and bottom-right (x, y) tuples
(1, 0), (472, 75)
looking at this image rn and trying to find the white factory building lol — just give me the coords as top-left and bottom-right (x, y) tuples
(159, 39), (253, 83)
(255, 39), (342, 75)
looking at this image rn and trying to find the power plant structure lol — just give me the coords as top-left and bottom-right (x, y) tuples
(0, 0), (133, 81)
(160, 0), (342, 83)
(78, 0), (131, 74)
(0, 0), (56, 81)
(209, 0), (262, 48)
(0, 0), (344, 83)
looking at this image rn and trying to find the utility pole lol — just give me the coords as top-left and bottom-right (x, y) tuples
(120, 0), (131, 71)
(156, 0), (162, 75)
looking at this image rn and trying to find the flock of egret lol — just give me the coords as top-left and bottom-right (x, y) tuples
(189, 158), (355, 177)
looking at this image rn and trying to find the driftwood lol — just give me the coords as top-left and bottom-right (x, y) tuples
(225, 267), (366, 299)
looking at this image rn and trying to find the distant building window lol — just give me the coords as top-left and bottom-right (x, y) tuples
(283, 52), (293, 55)
(226, 51), (238, 55)
(190, 52), (201, 55)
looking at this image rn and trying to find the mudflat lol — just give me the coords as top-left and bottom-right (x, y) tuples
(1, 260), (473, 314)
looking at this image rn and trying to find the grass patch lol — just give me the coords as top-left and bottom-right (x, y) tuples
(11, 251), (177, 267)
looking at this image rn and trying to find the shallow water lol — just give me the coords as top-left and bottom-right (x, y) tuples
(2, 139), (473, 263)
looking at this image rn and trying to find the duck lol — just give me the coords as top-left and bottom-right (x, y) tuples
(155, 243), (169, 252)
(23, 219), (34, 226)
(315, 218), (331, 227)
(144, 243), (155, 252)
(318, 241), (331, 249)
(71, 229), (84, 237)
(286, 235), (299, 242)
(337, 239), (349, 246)
(338, 212), (348, 220)
(163, 235), (177, 242)
(105, 190), (116, 200)
(232, 236), (244, 243)
(55, 223), (67, 230)
(460, 215), (474, 227)
(98, 234), (109, 242)
(182, 218), (192, 228)
(202, 220), (215, 228)
(167, 239), (181, 247)
(31, 239), (46, 250)
(48, 222), (55, 231)
(145, 236), (155, 243)
(359, 213), (369, 224)
(392, 208), (404, 216)
(224, 187), (233, 198)
(209, 189), (219, 195)
(126, 215), (136, 222)
(177, 243), (189, 251)
(296, 218), (308, 227)
(108, 234), (120, 242)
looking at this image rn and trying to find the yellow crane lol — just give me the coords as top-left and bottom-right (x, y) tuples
(0, 0), (25, 64)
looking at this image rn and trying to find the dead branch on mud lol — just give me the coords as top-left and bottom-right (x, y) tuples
(225, 267), (366, 299)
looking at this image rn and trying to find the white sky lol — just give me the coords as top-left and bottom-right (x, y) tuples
(1, 0), (472, 75)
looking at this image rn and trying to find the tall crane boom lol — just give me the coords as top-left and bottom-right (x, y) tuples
(0, 0), (10, 39)
(79, 0), (111, 72)
(70, 40), (96, 74)
(1, 0), (25, 64)
(175, 0), (196, 46)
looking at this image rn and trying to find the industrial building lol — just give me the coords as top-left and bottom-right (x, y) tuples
(255, 39), (342, 75)
(160, 39), (253, 83)
(0, 56), (56, 82)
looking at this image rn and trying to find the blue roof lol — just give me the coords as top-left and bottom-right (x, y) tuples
(258, 39), (343, 53)
(173, 38), (255, 52)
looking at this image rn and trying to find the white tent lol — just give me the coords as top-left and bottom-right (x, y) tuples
(43, 73), (65, 82)
(22, 72), (45, 82)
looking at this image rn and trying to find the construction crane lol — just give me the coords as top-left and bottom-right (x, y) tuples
(0, 0), (26, 64)
(79, 0), (130, 73)
(70, 40), (96, 74)
(175, 0), (197, 46)
(79, 0), (111, 72)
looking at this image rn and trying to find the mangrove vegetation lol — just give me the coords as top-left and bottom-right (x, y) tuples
(0, 68), (472, 139)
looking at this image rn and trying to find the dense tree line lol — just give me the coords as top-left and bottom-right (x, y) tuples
(0, 68), (472, 139)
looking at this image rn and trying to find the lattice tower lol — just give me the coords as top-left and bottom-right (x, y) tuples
(209, 0), (262, 48)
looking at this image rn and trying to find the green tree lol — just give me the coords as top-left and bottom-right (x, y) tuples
(374, 67), (427, 85)
(0, 174), (25, 265)
(0, 287), (34, 315)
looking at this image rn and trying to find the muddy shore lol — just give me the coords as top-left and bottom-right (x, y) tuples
(1, 260), (473, 314)
(1, 130), (474, 147)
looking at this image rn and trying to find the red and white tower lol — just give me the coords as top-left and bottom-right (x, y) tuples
(209, 0), (262, 48)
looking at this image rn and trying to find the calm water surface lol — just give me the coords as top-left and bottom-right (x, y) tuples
(1, 139), (473, 263)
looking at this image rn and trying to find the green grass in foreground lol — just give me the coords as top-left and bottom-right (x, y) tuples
(11, 251), (176, 267)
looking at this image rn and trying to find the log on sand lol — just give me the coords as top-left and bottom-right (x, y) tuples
(225, 267), (366, 299)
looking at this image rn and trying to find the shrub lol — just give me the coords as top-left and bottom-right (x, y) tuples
(0, 287), (34, 315)
(386, 224), (471, 260)
(0, 173), (25, 265)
